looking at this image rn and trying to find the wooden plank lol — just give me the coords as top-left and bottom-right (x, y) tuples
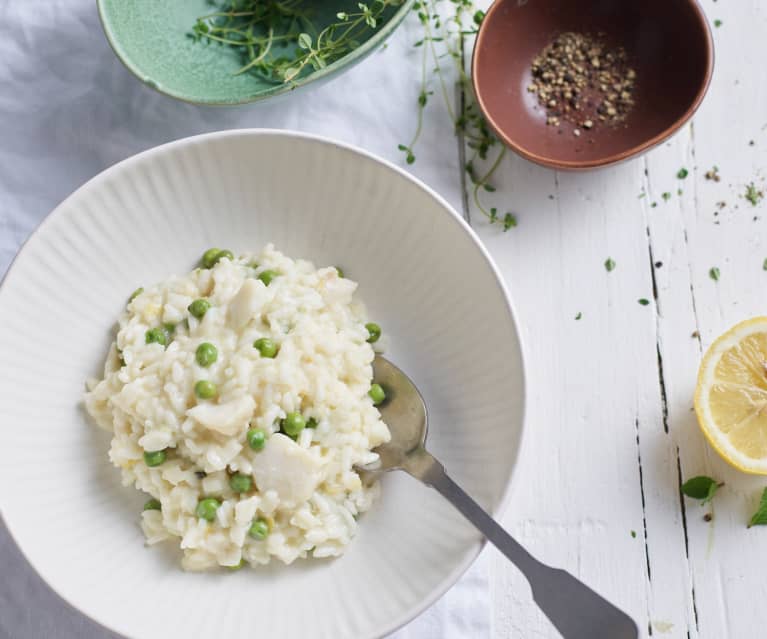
(654, 2), (767, 638)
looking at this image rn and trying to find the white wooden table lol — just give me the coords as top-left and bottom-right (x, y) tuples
(472, 1), (767, 636)
(0, 0), (765, 637)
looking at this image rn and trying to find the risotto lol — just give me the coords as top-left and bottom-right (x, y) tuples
(85, 245), (390, 570)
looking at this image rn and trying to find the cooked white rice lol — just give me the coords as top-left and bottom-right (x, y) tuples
(85, 244), (390, 570)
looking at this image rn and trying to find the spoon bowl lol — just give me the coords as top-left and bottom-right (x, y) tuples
(472, 0), (714, 170)
(368, 355), (429, 470)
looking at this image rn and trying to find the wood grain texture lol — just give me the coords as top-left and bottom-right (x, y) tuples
(460, 0), (767, 636)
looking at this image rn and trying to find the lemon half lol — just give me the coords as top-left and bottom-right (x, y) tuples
(695, 317), (767, 474)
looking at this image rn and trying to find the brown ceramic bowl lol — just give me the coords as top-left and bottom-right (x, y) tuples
(472, 0), (714, 170)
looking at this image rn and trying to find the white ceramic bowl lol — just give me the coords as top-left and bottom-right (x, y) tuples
(0, 130), (526, 639)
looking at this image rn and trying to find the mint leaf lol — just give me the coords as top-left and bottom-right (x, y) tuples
(681, 476), (721, 504)
(748, 488), (767, 527)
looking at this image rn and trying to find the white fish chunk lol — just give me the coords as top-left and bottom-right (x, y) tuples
(186, 396), (255, 437)
(228, 278), (268, 329)
(251, 433), (323, 504)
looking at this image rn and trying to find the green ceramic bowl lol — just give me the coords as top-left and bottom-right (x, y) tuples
(98, 0), (414, 105)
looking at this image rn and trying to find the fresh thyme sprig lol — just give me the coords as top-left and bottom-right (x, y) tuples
(399, 0), (516, 231)
(191, 0), (400, 83)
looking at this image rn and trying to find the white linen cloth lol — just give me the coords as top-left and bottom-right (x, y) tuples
(0, 1), (492, 637)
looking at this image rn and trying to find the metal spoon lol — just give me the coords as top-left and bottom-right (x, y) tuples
(360, 355), (638, 639)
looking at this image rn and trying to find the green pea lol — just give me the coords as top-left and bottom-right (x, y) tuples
(143, 498), (161, 511)
(128, 287), (144, 303)
(195, 380), (218, 400)
(196, 342), (218, 367)
(188, 298), (211, 319)
(365, 322), (382, 344)
(281, 412), (306, 438)
(247, 428), (266, 451)
(229, 473), (253, 493)
(201, 248), (222, 269)
(369, 383), (386, 405)
(145, 327), (170, 346)
(306, 417), (318, 429)
(258, 270), (279, 286)
(227, 559), (247, 571)
(248, 518), (270, 540)
(143, 449), (167, 467)
(253, 338), (278, 358)
(196, 497), (221, 522)
(335, 267), (345, 278)
(217, 249), (234, 263)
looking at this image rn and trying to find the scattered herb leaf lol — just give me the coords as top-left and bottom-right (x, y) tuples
(714, 19), (722, 27)
(630, 530), (637, 538)
(709, 267), (720, 281)
(677, 168), (689, 179)
(638, 298), (650, 306)
(763, 258), (767, 271)
(745, 183), (764, 206)
(681, 476), (721, 504)
(662, 192), (672, 202)
(575, 312), (582, 320)
(748, 488), (767, 527)
(604, 257), (616, 272)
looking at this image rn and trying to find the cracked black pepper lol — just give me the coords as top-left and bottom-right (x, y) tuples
(527, 32), (637, 133)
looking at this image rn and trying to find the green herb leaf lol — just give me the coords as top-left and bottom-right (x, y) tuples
(681, 476), (721, 504)
(662, 192), (672, 201)
(677, 168), (689, 179)
(604, 257), (616, 272)
(630, 530), (636, 538)
(746, 183), (763, 206)
(714, 19), (723, 28)
(748, 487), (767, 527)
(638, 298), (650, 306)
(503, 213), (517, 231)
(575, 312), (582, 320)
(763, 258), (767, 271)
(709, 267), (720, 281)
(297, 33), (312, 50)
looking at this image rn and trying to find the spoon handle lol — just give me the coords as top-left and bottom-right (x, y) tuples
(405, 450), (638, 639)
